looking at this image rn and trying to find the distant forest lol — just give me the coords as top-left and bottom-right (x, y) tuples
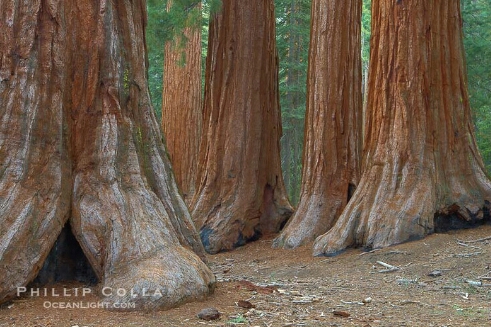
(146, 0), (491, 204)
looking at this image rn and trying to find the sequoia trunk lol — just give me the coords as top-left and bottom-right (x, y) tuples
(0, 0), (71, 304)
(314, 0), (491, 256)
(0, 0), (214, 310)
(161, 1), (202, 204)
(192, 0), (293, 254)
(273, 0), (362, 249)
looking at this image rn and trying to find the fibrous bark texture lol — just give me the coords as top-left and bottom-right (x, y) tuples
(191, 0), (293, 254)
(161, 2), (202, 204)
(0, 0), (214, 310)
(273, 0), (362, 249)
(314, 0), (491, 256)
(0, 0), (71, 305)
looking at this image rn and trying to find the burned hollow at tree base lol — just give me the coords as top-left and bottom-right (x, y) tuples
(313, 0), (491, 257)
(0, 0), (214, 310)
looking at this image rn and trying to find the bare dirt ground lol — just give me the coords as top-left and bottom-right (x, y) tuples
(1, 224), (490, 327)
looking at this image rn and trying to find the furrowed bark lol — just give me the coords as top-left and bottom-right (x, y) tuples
(313, 0), (491, 256)
(274, 0), (362, 249)
(161, 1), (202, 204)
(0, 0), (214, 310)
(192, 0), (293, 254)
(0, 0), (71, 302)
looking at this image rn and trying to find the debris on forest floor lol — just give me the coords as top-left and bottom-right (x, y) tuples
(428, 270), (442, 277)
(235, 280), (277, 294)
(375, 260), (400, 273)
(197, 307), (221, 321)
(236, 300), (255, 309)
(332, 310), (350, 317)
(1, 225), (491, 326)
(452, 237), (488, 258)
(457, 235), (491, 243)
(395, 277), (419, 285)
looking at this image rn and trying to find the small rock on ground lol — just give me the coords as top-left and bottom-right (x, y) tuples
(197, 307), (221, 321)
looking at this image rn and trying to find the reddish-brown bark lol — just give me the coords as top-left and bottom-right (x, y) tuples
(191, 0), (293, 254)
(273, 0), (362, 249)
(0, 0), (214, 310)
(161, 2), (202, 204)
(314, 0), (491, 256)
(0, 0), (71, 305)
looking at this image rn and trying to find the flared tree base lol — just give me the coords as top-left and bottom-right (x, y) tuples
(273, 193), (346, 249)
(313, 165), (491, 256)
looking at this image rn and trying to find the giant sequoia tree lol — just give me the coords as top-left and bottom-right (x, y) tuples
(0, 0), (214, 309)
(161, 1), (202, 204)
(462, 0), (491, 173)
(191, 0), (293, 254)
(314, 0), (491, 256)
(274, 0), (362, 249)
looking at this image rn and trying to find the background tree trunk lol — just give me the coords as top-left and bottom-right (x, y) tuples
(0, 0), (214, 310)
(277, 0), (310, 206)
(192, 0), (293, 254)
(161, 1), (202, 204)
(273, 0), (362, 249)
(314, 0), (491, 256)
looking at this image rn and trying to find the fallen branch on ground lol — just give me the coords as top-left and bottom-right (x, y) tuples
(451, 252), (483, 258)
(359, 249), (381, 256)
(478, 272), (491, 280)
(396, 278), (418, 285)
(466, 279), (491, 287)
(376, 261), (400, 273)
(340, 300), (364, 305)
(457, 236), (491, 244)
(456, 242), (482, 251)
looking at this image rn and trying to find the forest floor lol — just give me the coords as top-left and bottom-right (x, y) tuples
(1, 224), (490, 327)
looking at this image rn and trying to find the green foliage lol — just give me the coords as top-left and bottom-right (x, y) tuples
(275, 0), (372, 204)
(227, 314), (247, 324)
(146, 0), (167, 119)
(200, 0), (221, 93)
(361, 1), (371, 64)
(206, 0), (222, 14)
(147, 0), (201, 43)
(275, 0), (311, 204)
(362, 0), (371, 97)
(146, 0), (221, 120)
(145, 0), (491, 195)
(462, 0), (491, 173)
